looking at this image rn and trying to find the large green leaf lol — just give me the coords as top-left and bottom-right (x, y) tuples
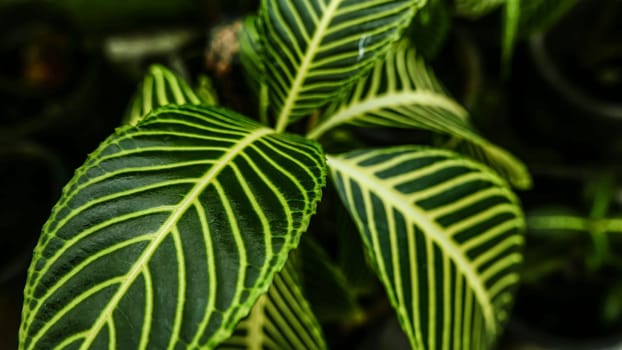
(218, 255), (327, 350)
(328, 146), (524, 349)
(125, 64), (213, 126)
(308, 40), (531, 189)
(258, 0), (426, 131)
(20, 105), (326, 349)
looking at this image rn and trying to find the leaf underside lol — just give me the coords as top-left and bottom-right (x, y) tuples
(258, 0), (425, 130)
(328, 146), (524, 349)
(310, 40), (531, 189)
(218, 255), (327, 350)
(20, 105), (326, 350)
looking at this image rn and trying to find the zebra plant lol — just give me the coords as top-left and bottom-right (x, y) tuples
(19, 0), (530, 349)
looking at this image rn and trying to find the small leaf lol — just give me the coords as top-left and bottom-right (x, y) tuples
(309, 40), (531, 189)
(125, 64), (213, 125)
(195, 74), (219, 106)
(240, 15), (266, 95)
(20, 105), (326, 349)
(328, 146), (525, 349)
(410, 0), (451, 60)
(501, 0), (520, 75)
(239, 15), (270, 124)
(258, 0), (426, 131)
(218, 256), (327, 350)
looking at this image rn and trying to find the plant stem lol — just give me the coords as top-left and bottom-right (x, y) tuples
(526, 215), (589, 232)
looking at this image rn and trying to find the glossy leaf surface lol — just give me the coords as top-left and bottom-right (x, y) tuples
(20, 105), (326, 349)
(310, 41), (531, 189)
(258, 0), (425, 131)
(328, 146), (524, 349)
(218, 256), (327, 350)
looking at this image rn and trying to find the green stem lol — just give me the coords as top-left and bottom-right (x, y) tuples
(526, 215), (589, 232)
(605, 219), (622, 233)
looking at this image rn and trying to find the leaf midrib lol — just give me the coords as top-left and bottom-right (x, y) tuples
(307, 91), (468, 139)
(274, 0), (342, 132)
(72, 127), (274, 350)
(326, 154), (496, 333)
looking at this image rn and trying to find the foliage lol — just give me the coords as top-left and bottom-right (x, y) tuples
(454, 0), (577, 71)
(16, 0), (544, 349)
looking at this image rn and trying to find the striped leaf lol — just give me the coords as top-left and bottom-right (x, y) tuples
(308, 40), (531, 189)
(517, 0), (577, 36)
(328, 146), (525, 349)
(240, 15), (266, 95)
(218, 256), (327, 350)
(258, 0), (426, 131)
(410, 0), (451, 60)
(239, 15), (270, 124)
(19, 105), (326, 349)
(125, 64), (214, 126)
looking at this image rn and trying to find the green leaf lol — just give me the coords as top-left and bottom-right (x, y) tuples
(239, 15), (270, 124)
(125, 64), (212, 126)
(410, 0), (451, 60)
(501, 0), (520, 74)
(240, 15), (266, 95)
(258, 0), (426, 131)
(218, 256), (327, 350)
(454, 0), (505, 18)
(328, 146), (525, 349)
(20, 105), (326, 349)
(195, 74), (219, 107)
(308, 40), (531, 189)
